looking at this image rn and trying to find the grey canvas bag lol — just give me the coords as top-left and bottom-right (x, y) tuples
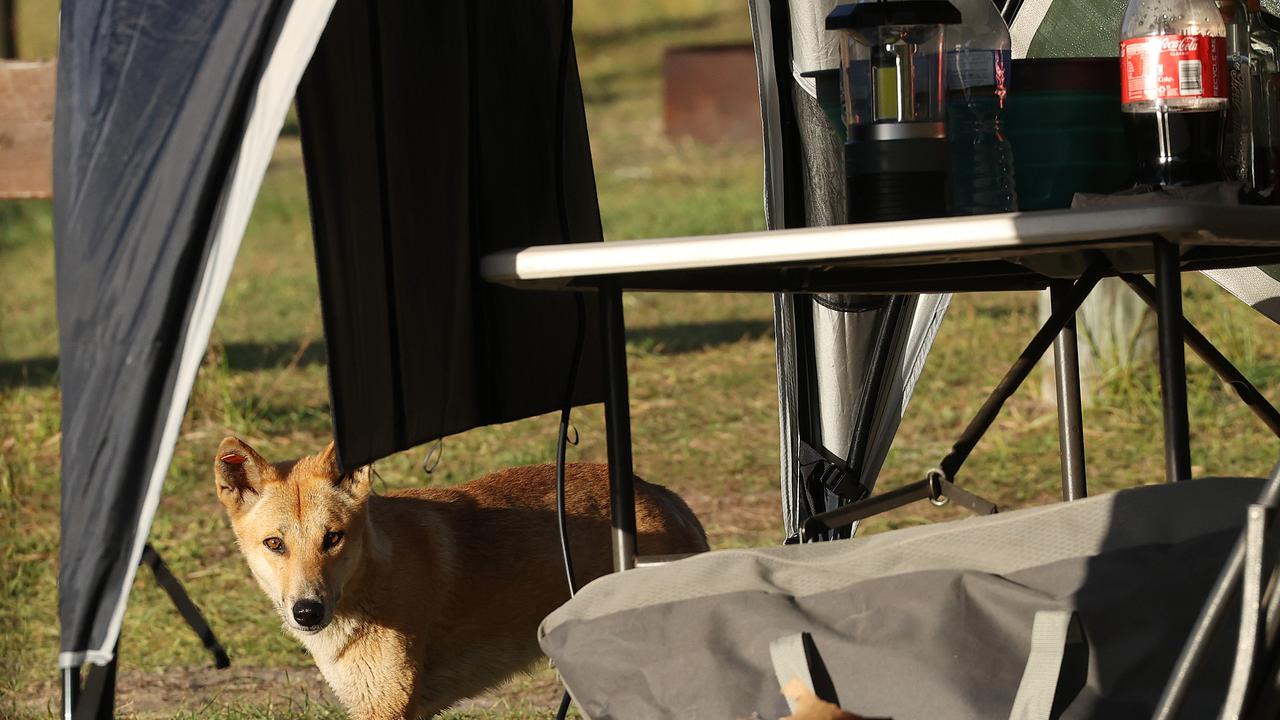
(541, 478), (1262, 719)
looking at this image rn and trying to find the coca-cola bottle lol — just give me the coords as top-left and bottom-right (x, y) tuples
(1121, 0), (1230, 186)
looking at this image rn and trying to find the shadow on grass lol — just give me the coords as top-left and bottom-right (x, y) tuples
(0, 356), (57, 389)
(0, 341), (329, 391)
(0, 319), (770, 390)
(220, 341), (328, 373)
(627, 318), (772, 355)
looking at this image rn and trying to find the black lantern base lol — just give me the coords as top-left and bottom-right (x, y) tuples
(845, 137), (951, 222)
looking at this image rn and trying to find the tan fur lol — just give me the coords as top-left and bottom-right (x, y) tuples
(214, 437), (708, 719)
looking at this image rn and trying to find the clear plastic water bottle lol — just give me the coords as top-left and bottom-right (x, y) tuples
(945, 0), (1017, 214)
(1219, 0), (1254, 183)
(1246, 0), (1280, 192)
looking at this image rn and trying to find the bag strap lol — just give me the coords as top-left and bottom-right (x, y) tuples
(771, 632), (842, 713)
(1009, 610), (1088, 720)
(771, 633), (818, 713)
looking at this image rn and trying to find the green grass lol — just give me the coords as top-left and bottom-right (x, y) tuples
(10, 0), (58, 60)
(5, 0), (1280, 717)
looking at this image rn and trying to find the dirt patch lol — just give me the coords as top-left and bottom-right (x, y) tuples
(23, 666), (334, 717)
(23, 664), (568, 718)
(684, 489), (783, 546)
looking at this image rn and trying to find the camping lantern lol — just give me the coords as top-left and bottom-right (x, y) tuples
(827, 0), (961, 222)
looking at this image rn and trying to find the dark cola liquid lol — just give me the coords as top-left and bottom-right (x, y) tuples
(1124, 109), (1226, 187)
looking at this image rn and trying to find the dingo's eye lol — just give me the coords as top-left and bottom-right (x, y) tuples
(322, 531), (344, 551)
(263, 537), (285, 554)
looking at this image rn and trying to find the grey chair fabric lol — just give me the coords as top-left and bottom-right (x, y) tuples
(1203, 266), (1280, 326)
(541, 477), (1263, 719)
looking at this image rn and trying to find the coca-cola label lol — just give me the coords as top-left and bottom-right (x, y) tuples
(1120, 35), (1228, 102)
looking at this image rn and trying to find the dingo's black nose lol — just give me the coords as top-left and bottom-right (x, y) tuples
(292, 599), (324, 627)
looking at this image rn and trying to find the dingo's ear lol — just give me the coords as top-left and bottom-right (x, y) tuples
(214, 437), (269, 513)
(336, 465), (372, 501)
(316, 440), (370, 500)
(316, 440), (338, 472)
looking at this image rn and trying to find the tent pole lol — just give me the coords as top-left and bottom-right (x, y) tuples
(599, 284), (637, 572)
(90, 658), (117, 720)
(61, 667), (80, 720)
(1154, 238), (1192, 482)
(71, 652), (116, 720)
(841, 295), (908, 497)
(140, 544), (230, 668)
(1051, 281), (1087, 501)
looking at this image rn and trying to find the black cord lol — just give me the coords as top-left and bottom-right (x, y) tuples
(556, 293), (586, 598)
(552, 0), (580, 601)
(553, 294), (585, 720)
(553, 0), (580, 717)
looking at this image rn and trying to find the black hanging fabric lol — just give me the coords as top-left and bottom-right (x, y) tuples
(297, 0), (605, 472)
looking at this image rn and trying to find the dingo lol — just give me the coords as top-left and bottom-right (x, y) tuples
(215, 437), (708, 719)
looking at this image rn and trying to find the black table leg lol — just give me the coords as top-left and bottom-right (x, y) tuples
(1155, 238), (1192, 482)
(939, 259), (1105, 479)
(1051, 282), (1087, 501)
(599, 284), (637, 571)
(1122, 273), (1280, 439)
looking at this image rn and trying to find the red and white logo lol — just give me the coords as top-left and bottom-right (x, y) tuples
(1158, 36), (1200, 53)
(1121, 34), (1228, 103)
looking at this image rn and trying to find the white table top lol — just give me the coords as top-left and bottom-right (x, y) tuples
(481, 204), (1280, 293)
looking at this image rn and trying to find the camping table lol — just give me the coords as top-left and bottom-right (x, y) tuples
(482, 204), (1280, 571)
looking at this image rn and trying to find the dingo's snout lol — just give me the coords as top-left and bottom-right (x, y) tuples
(291, 598), (328, 631)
